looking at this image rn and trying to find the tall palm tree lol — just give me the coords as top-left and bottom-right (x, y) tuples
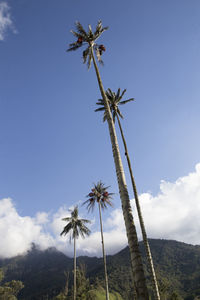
(96, 88), (160, 300)
(60, 206), (91, 300)
(67, 21), (149, 299)
(83, 181), (113, 300)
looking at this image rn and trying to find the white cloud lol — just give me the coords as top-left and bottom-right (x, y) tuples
(131, 163), (200, 245)
(50, 206), (70, 236)
(0, 2), (16, 41)
(0, 163), (200, 258)
(0, 198), (55, 258)
(35, 212), (49, 225)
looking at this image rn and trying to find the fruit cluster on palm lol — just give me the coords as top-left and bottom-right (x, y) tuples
(66, 20), (160, 300)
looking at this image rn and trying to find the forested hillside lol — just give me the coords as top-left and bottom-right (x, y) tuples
(0, 239), (200, 299)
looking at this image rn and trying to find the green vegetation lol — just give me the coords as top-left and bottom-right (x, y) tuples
(0, 239), (199, 299)
(53, 264), (123, 300)
(0, 268), (24, 299)
(87, 287), (123, 300)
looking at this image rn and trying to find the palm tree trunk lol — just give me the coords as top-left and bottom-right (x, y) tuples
(64, 271), (69, 297)
(91, 49), (149, 300)
(116, 114), (160, 300)
(74, 237), (76, 300)
(98, 201), (110, 300)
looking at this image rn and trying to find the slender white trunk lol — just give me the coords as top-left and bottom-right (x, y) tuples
(91, 49), (149, 299)
(98, 202), (110, 300)
(116, 114), (160, 300)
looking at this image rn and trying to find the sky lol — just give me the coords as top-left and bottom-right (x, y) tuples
(0, 0), (200, 258)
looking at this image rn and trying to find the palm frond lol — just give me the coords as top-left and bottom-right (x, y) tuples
(67, 43), (82, 52)
(101, 198), (113, 210)
(94, 20), (103, 38)
(88, 24), (93, 40)
(80, 218), (91, 224)
(96, 99), (104, 105)
(78, 222), (91, 238)
(94, 21), (109, 40)
(101, 26), (109, 34)
(119, 98), (134, 105)
(106, 89), (113, 100)
(103, 111), (107, 122)
(75, 21), (88, 39)
(116, 88), (121, 100)
(71, 205), (78, 219)
(83, 47), (90, 64)
(60, 222), (73, 236)
(82, 198), (96, 212)
(118, 89), (127, 101)
(95, 107), (105, 112)
(107, 88), (115, 99)
(70, 30), (81, 38)
(117, 108), (124, 119)
(62, 217), (71, 222)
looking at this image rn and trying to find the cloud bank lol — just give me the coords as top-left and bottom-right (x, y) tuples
(132, 163), (200, 245)
(0, 2), (16, 40)
(0, 163), (200, 258)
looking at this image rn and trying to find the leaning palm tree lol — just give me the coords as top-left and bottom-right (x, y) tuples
(67, 21), (149, 299)
(83, 181), (113, 300)
(60, 205), (91, 300)
(95, 88), (160, 300)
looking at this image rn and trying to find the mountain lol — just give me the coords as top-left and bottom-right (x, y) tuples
(0, 239), (200, 299)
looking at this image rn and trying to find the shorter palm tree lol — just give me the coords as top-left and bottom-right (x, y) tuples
(95, 88), (134, 123)
(83, 181), (113, 300)
(60, 205), (91, 300)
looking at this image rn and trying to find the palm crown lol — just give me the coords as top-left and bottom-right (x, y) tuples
(67, 20), (108, 68)
(95, 88), (134, 122)
(83, 181), (113, 212)
(60, 206), (91, 242)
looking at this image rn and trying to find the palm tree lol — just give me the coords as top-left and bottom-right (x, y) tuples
(60, 206), (91, 300)
(67, 21), (149, 299)
(83, 181), (113, 300)
(96, 88), (160, 300)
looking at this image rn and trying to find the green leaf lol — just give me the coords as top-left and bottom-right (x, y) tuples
(67, 43), (82, 52)
(75, 21), (88, 39)
(95, 107), (105, 112)
(83, 47), (89, 64)
(119, 98), (134, 105)
(70, 30), (80, 38)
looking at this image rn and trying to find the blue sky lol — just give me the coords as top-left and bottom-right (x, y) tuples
(0, 0), (200, 257)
